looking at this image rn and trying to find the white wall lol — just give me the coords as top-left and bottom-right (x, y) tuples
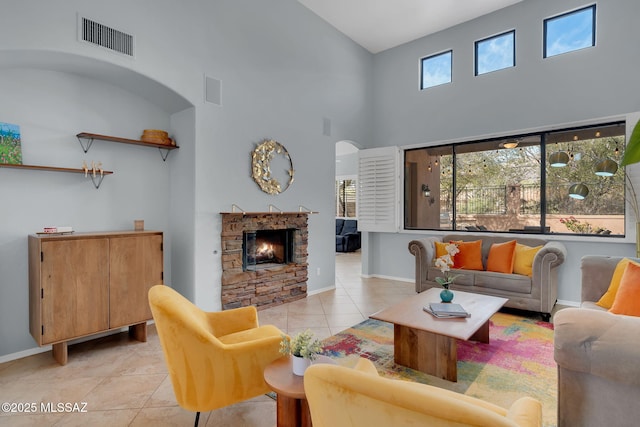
(0, 0), (373, 358)
(0, 68), (175, 356)
(190, 0), (373, 309)
(336, 152), (359, 177)
(365, 0), (640, 304)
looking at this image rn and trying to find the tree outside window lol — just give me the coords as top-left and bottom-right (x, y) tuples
(404, 121), (626, 236)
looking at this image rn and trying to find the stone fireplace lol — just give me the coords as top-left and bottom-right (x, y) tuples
(220, 212), (309, 310)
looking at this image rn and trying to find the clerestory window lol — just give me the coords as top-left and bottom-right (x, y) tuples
(544, 5), (596, 58)
(475, 30), (515, 76)
(420, 50), (452, 90)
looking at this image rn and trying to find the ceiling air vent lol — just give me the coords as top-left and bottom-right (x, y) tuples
(79, 16), (134, 57)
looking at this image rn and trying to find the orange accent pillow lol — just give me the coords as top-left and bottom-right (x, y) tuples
(609, 261), (640, 316)
(451, 240), (483, 271)
(596, 258), (635, 309)
(513, 244), (543, 277)
(486, 240), (517, 274)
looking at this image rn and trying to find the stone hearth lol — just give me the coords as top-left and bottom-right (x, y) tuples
(220, 212), (309, 310)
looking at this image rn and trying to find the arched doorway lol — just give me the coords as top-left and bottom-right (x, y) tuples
(335, 140), (361, 277)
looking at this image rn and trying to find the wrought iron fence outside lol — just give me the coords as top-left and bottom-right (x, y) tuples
(454, 186), (506, 215)
(442, 183), (624, 217)
(520, 184), (540, 214)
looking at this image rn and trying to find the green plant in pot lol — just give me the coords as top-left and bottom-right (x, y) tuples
(621, 119), (640, 257)
(280, 329), (322, 375)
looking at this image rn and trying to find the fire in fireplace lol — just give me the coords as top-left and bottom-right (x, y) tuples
(243, 229), (296, 271)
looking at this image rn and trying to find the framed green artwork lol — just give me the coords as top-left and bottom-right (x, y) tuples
(0, 122), (22, 164)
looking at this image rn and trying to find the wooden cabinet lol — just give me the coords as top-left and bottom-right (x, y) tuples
(29, 231), (163, 364)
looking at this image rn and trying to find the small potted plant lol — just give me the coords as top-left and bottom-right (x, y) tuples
(280, 329), (323, 376)
(434, 243), (460, 302)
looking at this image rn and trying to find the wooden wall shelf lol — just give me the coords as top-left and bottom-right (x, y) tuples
(0, 163), (113, 189)
(76, 132), (179, 161)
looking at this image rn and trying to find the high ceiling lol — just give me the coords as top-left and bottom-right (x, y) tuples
(298, 0), (524, 53)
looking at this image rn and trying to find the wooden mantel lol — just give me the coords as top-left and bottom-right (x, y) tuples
(219, 211), (318, 215)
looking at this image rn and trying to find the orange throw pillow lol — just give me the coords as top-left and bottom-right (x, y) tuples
(513, 243), (543, 277)
(486, 240), (517, 274)
(609, 261), (640, 316)
(596, 258), (635, 309)
(451, 240), (483, 271)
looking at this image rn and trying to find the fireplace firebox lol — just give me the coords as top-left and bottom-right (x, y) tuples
(243, 228), (296, 271)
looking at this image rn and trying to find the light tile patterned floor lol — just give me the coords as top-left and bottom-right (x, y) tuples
(0, 251), (415, 426)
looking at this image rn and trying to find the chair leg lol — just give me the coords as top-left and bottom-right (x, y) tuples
(194, 411), (200, 427)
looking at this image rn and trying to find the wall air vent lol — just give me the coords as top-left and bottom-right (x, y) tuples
(79, 16), (134, 57)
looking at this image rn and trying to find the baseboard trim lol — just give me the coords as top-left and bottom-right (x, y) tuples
(364, 274), (413, 283)
(557, 299), (580, 307)
(309, 285), (336, 295)
(0, 322), (155, 364)
(0, 346), (52, 364)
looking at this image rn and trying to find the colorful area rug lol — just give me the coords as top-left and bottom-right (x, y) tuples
(321, 311), (557, 427)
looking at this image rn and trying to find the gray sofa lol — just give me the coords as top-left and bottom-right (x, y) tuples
(553, 255), (640, 427)
(408, 234), (566, 320)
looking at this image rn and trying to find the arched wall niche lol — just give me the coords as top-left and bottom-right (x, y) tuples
(0, 49), (193, 114)
(0, 48), (198, 305)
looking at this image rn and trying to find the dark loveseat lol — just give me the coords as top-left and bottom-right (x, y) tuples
(336, 219), (361, 252)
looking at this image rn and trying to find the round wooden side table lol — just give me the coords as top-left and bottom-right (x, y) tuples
(263, 355), (335, 427)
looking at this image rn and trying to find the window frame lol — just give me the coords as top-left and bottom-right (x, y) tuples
(402, 120), (627, 237)
(474, 30), (516, 76)
(543, 4), (596, 58)
(420, 50), (453, 90)
(335, 175), (357, 219)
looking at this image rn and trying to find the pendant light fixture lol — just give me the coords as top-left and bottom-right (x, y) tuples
(549, 151), (570, 167)
(594, 158), (618, 176)
(501, 139), (519, 149)
(568, 183), (589, 199)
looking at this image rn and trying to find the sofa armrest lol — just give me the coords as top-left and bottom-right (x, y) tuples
(408, 238), (439, 292)
(532, 241), (566, 272)
(554, 307), (640, 387)
(529, 241), (565, 313)
(580, 255), (637, 303)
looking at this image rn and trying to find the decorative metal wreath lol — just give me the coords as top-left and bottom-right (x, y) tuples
(251, 139), (294, 195)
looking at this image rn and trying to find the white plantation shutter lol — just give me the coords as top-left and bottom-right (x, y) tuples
(358, 146), (400, 232)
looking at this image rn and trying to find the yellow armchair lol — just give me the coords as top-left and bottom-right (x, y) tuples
(304, 358), (542, 427)
(148, 285), (284, 426)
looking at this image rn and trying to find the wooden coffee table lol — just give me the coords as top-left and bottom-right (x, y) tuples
(263, 355), (335, 427)
(370, 288), (507, 382)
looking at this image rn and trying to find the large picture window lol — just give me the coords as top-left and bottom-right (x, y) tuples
(404, 121), (626, 236)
